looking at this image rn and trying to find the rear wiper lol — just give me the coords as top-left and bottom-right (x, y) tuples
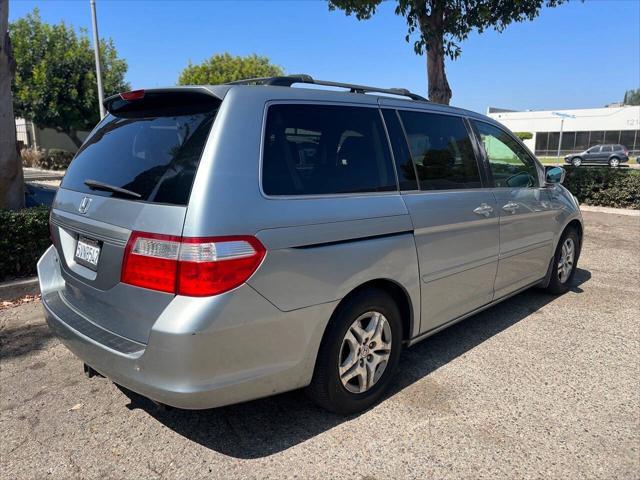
(84, 179), (142, 199)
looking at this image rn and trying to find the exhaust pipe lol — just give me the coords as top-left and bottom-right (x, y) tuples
(83, 363), (103, 379)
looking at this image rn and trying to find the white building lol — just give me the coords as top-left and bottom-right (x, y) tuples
(487, 105), (640, 156)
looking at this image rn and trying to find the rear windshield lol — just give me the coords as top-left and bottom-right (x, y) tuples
(61, 96), (218, 206)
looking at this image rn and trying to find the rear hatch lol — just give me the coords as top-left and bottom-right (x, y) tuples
(50, 88), (221, 345)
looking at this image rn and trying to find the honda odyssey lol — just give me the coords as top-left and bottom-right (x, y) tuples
(38, 75), (583, 414)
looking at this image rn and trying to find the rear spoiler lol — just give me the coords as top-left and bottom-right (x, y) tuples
(103, 87), (223, 118)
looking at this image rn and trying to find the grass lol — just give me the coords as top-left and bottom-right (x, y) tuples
(537, 157), (565, 165)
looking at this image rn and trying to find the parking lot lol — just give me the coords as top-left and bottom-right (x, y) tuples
(1, 211), (638, 479)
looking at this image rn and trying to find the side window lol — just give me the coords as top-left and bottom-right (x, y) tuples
(613, 145), (623, 152)
(381, 109), (418, 190)
(587, 146), (600, 153)
(473, 121), (540, 188)
(601, 145), (613, 153)
(397, 111), (481, 190)
(262, 104), (396, 195)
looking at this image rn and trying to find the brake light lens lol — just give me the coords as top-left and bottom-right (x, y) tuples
(121, 232), (265, 296)
(119, 89), (145, 101)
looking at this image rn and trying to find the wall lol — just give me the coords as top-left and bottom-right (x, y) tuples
(14, 118), (90, 153)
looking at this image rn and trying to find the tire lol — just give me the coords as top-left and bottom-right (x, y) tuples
(571, 157), (582, 167)
(545, 228), (580, 294)
(609, 157), (620, 168)
(307, 287), (402, 414)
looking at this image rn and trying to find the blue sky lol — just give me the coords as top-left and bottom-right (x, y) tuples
(9, 0), (640, 113)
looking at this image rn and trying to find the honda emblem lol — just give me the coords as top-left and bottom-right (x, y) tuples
(78, 197), (92, 215)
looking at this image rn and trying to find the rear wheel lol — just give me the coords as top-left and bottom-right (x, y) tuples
(609, 157), (620, 168)
(571, 157), (582, 167)
(545, 228), (580, 294)
(307, 288), (402, 414)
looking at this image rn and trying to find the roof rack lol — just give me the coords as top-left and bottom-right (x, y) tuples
(226, 74), (428, 102)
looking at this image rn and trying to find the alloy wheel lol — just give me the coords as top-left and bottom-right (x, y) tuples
(558, 238), (575, 284)
(338, 311), (392, 394)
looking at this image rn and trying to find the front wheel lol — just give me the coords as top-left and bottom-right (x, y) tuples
(307, 288), (402, 414)
(571, 157), (582, 167)
(545, 228), (580, 294)
(609, 157), (620, 168)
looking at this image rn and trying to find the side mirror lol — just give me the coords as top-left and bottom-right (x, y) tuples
(545, 166), (566, 185)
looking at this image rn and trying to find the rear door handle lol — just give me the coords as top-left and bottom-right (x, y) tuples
(502, 202), (520, 214)
(473, 203), (494, 217)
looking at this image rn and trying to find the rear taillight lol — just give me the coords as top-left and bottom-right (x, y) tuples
(121, 232), (265, 296)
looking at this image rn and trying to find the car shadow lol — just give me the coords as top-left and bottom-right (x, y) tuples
(120, 268), (591, 459)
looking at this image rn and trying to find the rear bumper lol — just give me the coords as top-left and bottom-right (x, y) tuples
(38, 246), (336, 409)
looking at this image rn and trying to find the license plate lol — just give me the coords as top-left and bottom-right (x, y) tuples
(74, 237), (101, 270)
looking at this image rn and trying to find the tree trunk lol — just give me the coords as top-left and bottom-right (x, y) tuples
(0, 0), (24, 210)
(67, 127), (84, 149)
(425, 36), (451, 105)
(416, 1), (452, 105)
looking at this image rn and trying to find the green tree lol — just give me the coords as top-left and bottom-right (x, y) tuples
(10, 9), (129, 147)
(178, 53), (283, 85)
(623, 89), (640, 106)
(328, 0), (569, 105)
(0, 0), (23, 209)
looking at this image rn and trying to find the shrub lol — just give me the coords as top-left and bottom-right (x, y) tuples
(0, 206), (51, 281)
(515, 131), (533, 141)
(20, 147), (45, 167)
(562, 167), (640, 209)
(38, 149), (74, 170)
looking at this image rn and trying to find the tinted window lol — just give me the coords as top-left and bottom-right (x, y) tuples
(262, 104), (396, 195)
(397, 111), (481, 190)
(381, 109), (418, 190)
(62, 110), (217, 205)
(587, 145), (600, 153)
(613, 145), (624, 151)
(473, 121), (539, 188)
(575, 131), (589, 150)
(589, 131), (605, 147)
(535, 132), (549, 153)
(601, 145), (613, 152)
(620, 131), (636, 150)
(561, 131), (576, 150)
(604, 131), (620, 144)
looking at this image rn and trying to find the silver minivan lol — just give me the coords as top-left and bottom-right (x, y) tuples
(38, 75), (583, 414)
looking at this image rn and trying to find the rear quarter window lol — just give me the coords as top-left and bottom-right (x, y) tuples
(262, 104), (397, 195)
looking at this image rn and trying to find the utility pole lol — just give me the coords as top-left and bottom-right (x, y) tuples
(90, 0), (105, 119)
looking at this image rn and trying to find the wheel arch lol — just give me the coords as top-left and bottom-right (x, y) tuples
(564, 218), (583, 253)
(328, 278), (414, 343)
(540, 217), (584, 289)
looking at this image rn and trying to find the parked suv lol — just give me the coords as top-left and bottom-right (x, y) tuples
(564, 144), (629, 167)
(38, 75), (583, 414)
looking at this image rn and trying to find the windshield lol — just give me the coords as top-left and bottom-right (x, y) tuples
(61, 108), (217, 205)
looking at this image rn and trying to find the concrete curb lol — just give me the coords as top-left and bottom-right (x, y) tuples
(580, 205), (640, 217)
(0, 277), (40, 301)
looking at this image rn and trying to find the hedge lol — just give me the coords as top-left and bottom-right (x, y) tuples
(21, 148), (74, 170)
(0, 206), (51, 281)
(562, 166), (640, 209)
(38, 149), (74, 170)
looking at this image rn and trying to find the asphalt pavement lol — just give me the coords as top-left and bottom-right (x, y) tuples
(1, 211), (638, 479)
